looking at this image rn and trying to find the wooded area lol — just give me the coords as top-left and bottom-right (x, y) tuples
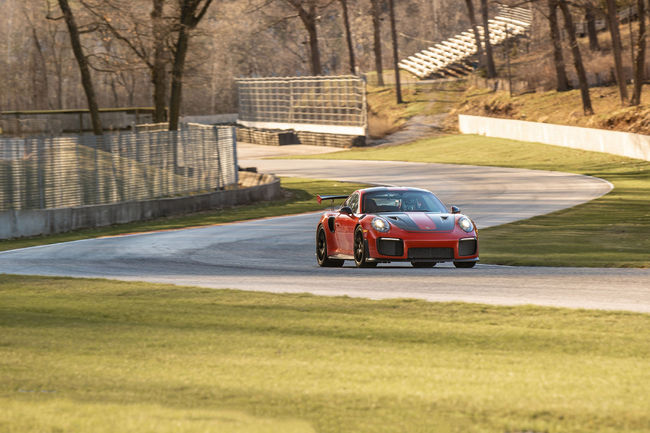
(0, 0), (648, 132)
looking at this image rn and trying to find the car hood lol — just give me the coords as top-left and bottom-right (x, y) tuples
(381, 212), (456, 232)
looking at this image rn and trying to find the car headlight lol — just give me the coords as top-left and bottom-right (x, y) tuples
(458, 216), (474, 232)
(371, 217), (390, 232)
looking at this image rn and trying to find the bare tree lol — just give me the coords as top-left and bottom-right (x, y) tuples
(606, 0), (628, 104)
(339, 0), (356, 74)
(284, 0), (323, 75)
(370, 0), (384, 85)
(388, 0), (402, 102)
(558, 0), (593, 115)
(547, 0), (569, 91)
(57, 0), (103, 135)
(584, 2), (601, 51)
(79, 0), (172, 122)
(480, 0), (496, 78)
(464, 0), (485, 68)
(630, 0), (646, 105)
(23, 6), (50, 109)
(152, 0), (170, 122)
(168, 0), (214, 131)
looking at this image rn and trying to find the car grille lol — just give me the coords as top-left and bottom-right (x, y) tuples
(407, 247), (453, 260)
(377, 238), (404, 256)
(458, 238), (477, 256)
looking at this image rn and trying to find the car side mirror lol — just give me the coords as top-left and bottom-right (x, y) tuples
(339, 206), (353, 216)
(451, 206), (461, 214)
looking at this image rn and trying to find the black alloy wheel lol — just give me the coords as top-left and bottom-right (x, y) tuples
(316, 227), (344, 267)
(454, 261), (477, 268)
(354, 227), (377, 268)
(411, 261), (436, 268)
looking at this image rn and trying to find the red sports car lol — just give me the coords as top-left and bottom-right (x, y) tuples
(316, 187), (479, 268)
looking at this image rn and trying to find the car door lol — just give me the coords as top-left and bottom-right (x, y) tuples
(335, 192), (359, 255)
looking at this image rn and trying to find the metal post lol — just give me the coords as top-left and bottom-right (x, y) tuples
(231, 125), (239, 186)
(37, 138), (45, 209)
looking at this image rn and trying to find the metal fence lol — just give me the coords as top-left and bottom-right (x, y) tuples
(0, 125), (237, 212)
(237, 75), (367, 136)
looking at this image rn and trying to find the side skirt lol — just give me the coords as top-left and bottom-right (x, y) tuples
(329, 254), (354, 260)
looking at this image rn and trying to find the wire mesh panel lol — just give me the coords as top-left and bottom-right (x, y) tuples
(0, 125), (237, 212)
(237, 75), (367, 136)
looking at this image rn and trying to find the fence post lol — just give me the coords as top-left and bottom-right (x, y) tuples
(231, 126), (239, 186)
(213, 126), (222, 190)
(93, 135), (100, 205)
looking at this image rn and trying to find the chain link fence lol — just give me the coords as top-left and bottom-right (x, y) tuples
(237, 75), (367, 136)
(0, 125), (237, 212)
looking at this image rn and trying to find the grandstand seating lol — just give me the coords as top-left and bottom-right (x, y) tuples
(399, 6), (533, 79)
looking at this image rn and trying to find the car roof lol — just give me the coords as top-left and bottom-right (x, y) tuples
(357, 186), (430, 194)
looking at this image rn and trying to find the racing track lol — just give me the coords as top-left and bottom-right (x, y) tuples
(1, 149), (649, 312)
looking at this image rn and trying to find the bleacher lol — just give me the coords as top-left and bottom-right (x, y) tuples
(399, 6), (533, 79)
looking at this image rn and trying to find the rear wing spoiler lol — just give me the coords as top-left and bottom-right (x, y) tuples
(317, 194), (349, 204)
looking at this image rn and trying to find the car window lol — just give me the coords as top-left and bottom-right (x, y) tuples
(363, 190), (446, 213)
(344, 192), (359, 213)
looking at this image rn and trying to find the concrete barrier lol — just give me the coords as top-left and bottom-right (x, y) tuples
(458, 114), (650, 162)
(0, 171), (282, 240)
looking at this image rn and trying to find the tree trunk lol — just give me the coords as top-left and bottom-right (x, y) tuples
(168, 24), (188, 131)
(305, 17), (322, 75)
(465, 0), (485, 68)
(480, 0), (496, 78)
(548, 0), (570, 91)
(151, 0), (167, 122)
(586, 6), (601, 51)
(370, 0), (384, 85)
(606, 0), (629, 104)
(339, 0), (356, 74)
(168, 0), (213, 131)
(631, 0), (646, 105)
(388, 0), (402, 103)
(559, 0), (593, 115)
(57, 0), (103, 135)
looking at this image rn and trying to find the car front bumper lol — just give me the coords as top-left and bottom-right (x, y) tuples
(366, 232), (479, 263)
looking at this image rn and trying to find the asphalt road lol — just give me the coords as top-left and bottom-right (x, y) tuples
(3, 150), (648, 313)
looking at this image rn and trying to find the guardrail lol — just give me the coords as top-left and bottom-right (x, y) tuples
(0, 108), (158, 135)
(459, 114), (650, 162)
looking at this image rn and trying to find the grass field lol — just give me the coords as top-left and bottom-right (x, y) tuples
(1, 275), (649, 433)
(294, 134), (650, 268)
(0, 177), (367, 253)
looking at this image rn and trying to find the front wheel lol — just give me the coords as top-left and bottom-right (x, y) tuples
(454, 261), (477, 268)
(316, 227), (343, 267)
(354, 227), (377, 268)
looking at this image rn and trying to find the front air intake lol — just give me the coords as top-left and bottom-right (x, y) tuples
(377, 238), (404, 256)
(408, 247), (454, 260)
(459, 238), (477, 256)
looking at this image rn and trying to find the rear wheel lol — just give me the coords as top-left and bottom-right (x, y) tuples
(316, 227), (343, 267)
(354, 227), (377, 268)
(411, 261), (436, 268)
(454, 261), (476, 268)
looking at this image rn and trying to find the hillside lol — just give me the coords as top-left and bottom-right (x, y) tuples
(447, 84), (650, 135)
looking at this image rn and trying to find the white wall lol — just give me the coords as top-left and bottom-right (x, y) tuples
(458, 114), (650, 162)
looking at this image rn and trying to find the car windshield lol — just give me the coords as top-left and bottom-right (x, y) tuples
(363, 190), (447, 213)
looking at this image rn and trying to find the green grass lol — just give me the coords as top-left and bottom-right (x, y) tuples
(294, 134), (650, 267)
(1, 275), (649, 433)
(0, 177), (367, 252)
